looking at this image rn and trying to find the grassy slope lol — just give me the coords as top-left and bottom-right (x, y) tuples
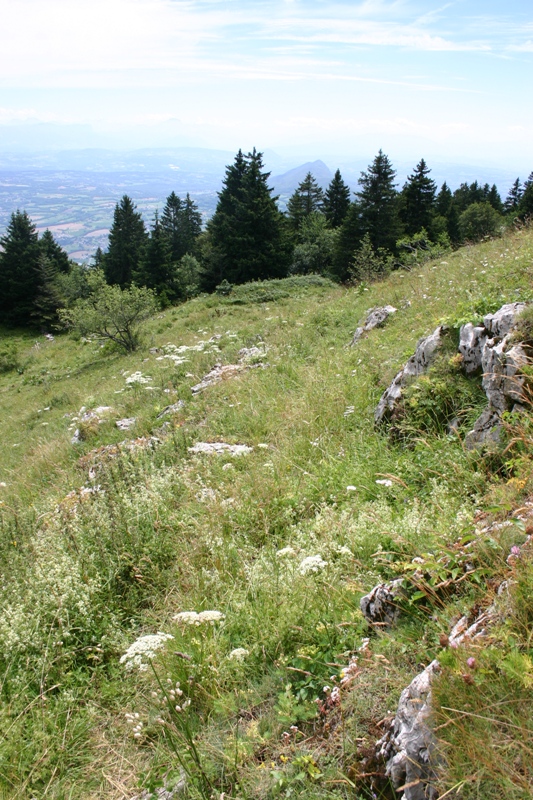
(0, 231), (532, 798)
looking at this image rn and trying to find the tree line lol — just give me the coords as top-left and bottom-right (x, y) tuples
(1, 147), (532, 329)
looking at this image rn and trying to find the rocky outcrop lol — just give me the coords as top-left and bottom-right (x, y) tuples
(359, 578), (404, 627)
(188, 442), (253, 456)
(191, 345), (268, 393)
(375, 589), (507, 799)
(351, 306), (397, 345)
(462, 303), (528, 448)
(374, 327), (444, 424)
(374, 303), (530, 444)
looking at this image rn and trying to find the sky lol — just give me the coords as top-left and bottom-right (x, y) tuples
(0, 0), (532, 169)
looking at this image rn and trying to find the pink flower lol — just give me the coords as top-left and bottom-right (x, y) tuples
(466, 657), (476, 669)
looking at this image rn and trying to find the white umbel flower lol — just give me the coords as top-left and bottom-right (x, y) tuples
(298, 555), (328, 575)
(120, 632), (174, 671)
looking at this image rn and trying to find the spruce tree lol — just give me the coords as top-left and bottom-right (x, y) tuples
(401, 158), (436, 236)
(202, 149), (290, 290)
(332, 201), (364, 282)
(181, 194), (202, 255)
(323, 169), (351, 228)
(504, 178), (523, 213)
(104, 195), (147, 287)
(0, 210), (41, 326)
(487, 184), (504, 214)
(518, 172), (533, 219)
(39, 229), (71, 274)
(357, 150), (402, 253)
(135, 211), (176, 304)
(287, 172), (325, 230)
(160, 191), (183, 261)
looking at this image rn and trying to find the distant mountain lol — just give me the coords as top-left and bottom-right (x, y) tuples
(272, 160), (333, 197)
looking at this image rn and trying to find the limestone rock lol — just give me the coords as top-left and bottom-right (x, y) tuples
(188, 442), (253, 456)
(351, 306), (397, 345)
(374, 327), (443, 424)
(359, 578), (404, 627)
(116, 417), (136, 431)
(484, 302), (526, 339)
(377, 660), (441, 800)
(157, 400), (185, 419)
(458, 323), (486, 374)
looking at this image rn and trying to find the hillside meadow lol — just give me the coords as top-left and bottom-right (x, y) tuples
(1, 227), (533, 799)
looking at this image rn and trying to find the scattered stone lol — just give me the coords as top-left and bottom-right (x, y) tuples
(188, 442), (253, 456)
(374, 588), (507, 799)
(116, 417), (136, 431)
(157, 400), (185, 419)
(359, 578), (405, 627)
(191, 364), (243, 393)
(377, 660), (441, 800)
(191, 345), (268, 393)
(351, 305), (397, 345)
(374, 326), (443, 424)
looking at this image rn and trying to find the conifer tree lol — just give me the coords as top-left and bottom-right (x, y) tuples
(357, 150), (402, 253)
(505, 178), (523, 213)
(518, 172), (533, 218)
(323, 169), (351, 228)
(287, 172), (325, 230)
(435, 182), (460, 245)
(202, 149), (290, 290)
(104, 195), (147, 287)
(487, 184), (504, 214)
(0, 210), (41, 326)
(401, 158), (436, 236)
(39, 229), (72, 274)
(332, 201), (364, 282)
(135, 211), (175, 305)
(160, 191), (183, 261)
(181, 193), (202, 255)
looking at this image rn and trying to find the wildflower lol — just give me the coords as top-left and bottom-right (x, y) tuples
(276, 546), (296, 558)
(375, 479), (393, 488)
(466, 657), (476, 669)
(228, 647), (249, 662)
(120, 632), (174, 671)
(343, 406), (355, 417)
(298, 555), (328, 575)
(173, 610), (225, 626)
(346, 485), (357, 492)
(125, 371), (152, 386)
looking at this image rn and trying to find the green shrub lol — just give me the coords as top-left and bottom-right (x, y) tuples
(0, 343), (21, 373)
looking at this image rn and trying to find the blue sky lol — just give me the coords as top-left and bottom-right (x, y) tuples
(1, 0), (532, 167)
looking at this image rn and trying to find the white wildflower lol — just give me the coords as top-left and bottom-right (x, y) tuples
(173, 610), (225, 626)
(276, 546), (296, 558)
(343, 406), (355, 417)
(197, 610), (225, 624)
(375, 479), (393, 487)
(120, 632), (174, 672)
(125, 371), (152, 386)
(228, 647), (249, 662)
(298, 555), (328, 575)
(346, 485), (357, 492)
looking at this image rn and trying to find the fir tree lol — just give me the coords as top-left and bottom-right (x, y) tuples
(39, 229), (71, 274)
(505, 178), (523, 213)
(323, 169), (351, 228)
(160, 191), (183, 261)
(518, 172), (533, 219)
(401, 158), (436, 236)
(332, 201), (364, 282)
(436, 182), (460, 245)
(487, 184), (504, 214)
(32, 255), (65, 327)
(0, 210), (41, 326)
(180, 194), (202, 256)
(357, 150), (402, 253)
(202, 149), (290, 290)
(135, 211), (176, 305)
(104, 195), (147, 287)
(287, 172), (325, 230)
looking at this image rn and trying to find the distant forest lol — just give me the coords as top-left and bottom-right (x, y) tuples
(1, 147), (532, 329)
